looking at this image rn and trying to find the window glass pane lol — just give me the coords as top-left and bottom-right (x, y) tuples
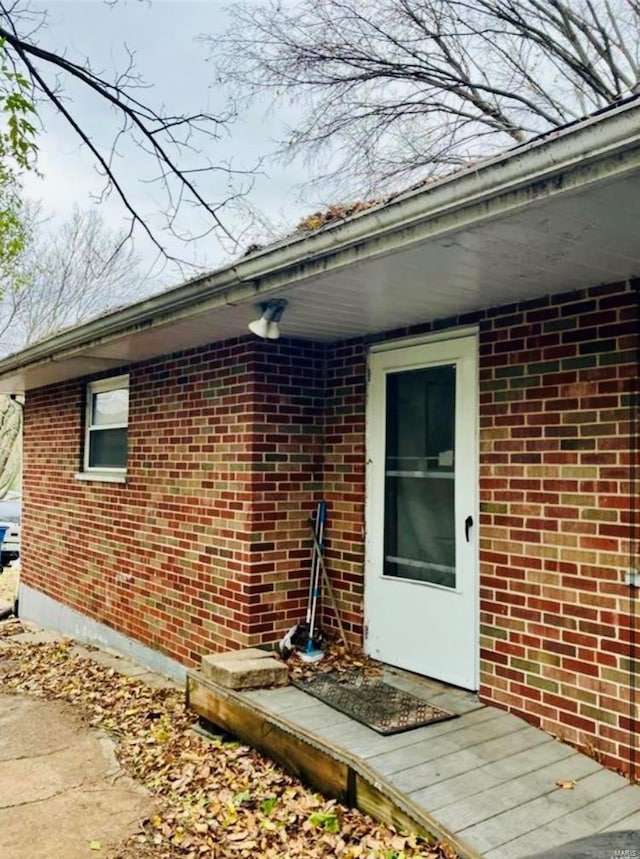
(384, 365), (456, 588)
(92, 388), (129, 427)
(89, 427), (127, 469)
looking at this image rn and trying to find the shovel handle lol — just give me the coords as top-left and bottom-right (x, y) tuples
(309, 519), (349, 651)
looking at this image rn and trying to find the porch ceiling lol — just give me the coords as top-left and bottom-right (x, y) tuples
(1, 99), (640, 394)
(268, 172), (640, 338)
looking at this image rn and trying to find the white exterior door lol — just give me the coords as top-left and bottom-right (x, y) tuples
(364, 334), (479, 690)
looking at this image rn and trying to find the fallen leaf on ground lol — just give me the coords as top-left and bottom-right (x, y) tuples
(555, 779), (577, 789)
(0, 632), (459, 859)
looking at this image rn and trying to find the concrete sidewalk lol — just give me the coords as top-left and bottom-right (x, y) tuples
(0, 695), (154, 859)
(0, 622), (170, 859)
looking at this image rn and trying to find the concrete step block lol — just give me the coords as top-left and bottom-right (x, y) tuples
(201, 649), (289, 690)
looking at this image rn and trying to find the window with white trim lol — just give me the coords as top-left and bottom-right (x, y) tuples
(84, 375), (129, 472)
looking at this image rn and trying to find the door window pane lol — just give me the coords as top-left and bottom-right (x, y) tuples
(384, 365), (456, 588)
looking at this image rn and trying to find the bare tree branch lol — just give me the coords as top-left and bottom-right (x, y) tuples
(0, 205), (151, 355)
(208, 0), (640, 196)
(0, 1), (258, 262)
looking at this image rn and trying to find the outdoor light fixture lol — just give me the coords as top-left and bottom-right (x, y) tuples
(247, 299), (288, 340)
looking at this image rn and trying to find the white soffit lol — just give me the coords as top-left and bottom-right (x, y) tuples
(50, 174), (640, 349)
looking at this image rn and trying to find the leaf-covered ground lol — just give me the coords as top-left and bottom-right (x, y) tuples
(0, 633), (459, 859)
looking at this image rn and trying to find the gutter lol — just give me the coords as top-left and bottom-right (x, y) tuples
(1, 97), (639, 378)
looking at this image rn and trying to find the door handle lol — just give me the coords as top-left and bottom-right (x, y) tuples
(465, 515), (474, 542)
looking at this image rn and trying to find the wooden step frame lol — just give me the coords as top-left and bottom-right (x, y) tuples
(186, 670), (481, 859)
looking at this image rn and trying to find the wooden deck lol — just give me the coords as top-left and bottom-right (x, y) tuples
(187, 668), (640, 859)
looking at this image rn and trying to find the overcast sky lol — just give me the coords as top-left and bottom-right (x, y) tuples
(21, 0), (313, 287)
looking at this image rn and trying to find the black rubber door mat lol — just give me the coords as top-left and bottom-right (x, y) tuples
(292, 670), (458, 735)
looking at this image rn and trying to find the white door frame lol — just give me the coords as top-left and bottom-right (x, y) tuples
(363, 329), (480, 689)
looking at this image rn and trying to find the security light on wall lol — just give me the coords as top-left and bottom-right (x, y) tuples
(248, 299), (288, 340)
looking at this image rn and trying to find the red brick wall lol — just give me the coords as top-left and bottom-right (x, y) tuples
(22, 338), (324, 664)
(22, 278), (639, 777)
(478, 280), (639, 777)
(244, 340), (325, 642)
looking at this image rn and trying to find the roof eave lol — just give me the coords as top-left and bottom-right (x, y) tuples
(1, 97), (639, 386)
